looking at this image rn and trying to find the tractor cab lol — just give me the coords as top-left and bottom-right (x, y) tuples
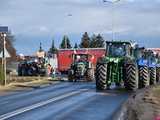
(143, 50), (157, 67)
(106, 41), (133, 57)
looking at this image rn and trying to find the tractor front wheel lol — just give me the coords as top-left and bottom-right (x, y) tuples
(156, 67), (160, 83)
(150, 67), (156, 85)
(86, 69), (94, 81)
(139, 66), (149, 88)
(124, 62), (138, 91)
(96, 63), (107, 90)
(68, 70), (74, 82)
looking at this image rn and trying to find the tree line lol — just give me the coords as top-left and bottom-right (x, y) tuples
(49, 32), (105, 54)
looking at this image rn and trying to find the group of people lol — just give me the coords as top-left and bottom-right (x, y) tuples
(47, 64), (56, 77)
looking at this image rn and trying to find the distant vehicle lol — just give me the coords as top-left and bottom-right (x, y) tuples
(57, 48), (105, 73)
(18, 59), (46, 76)
(68, 53), (94, 82)
(137, 49), (160, 85)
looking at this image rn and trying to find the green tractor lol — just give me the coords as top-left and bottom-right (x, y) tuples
(68, 53), (94, 82)
(95, 41), (139, 91)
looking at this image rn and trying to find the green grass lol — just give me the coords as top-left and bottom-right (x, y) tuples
(0, 64), (4, 84)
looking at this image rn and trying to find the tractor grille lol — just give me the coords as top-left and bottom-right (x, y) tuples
(75, 63), (85, 76)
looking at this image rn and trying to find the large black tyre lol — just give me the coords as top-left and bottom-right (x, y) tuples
(139, 66), (149, 88)
(86, 69), (94, 81)
(124, 62), (138, 91)
(95, 64), (100, 81)
(149, 67), (156, 85)
(96, 63), (107, 90)
(68, 70), (74, 82)
(156, 67), (160, 83)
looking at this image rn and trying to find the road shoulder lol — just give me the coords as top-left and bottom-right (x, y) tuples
(0, 77), (59, 96)
(115, 85), (160, 120)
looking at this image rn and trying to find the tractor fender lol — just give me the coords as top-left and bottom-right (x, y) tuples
(97, 57), (107, 64)
(123, 57), (137, 66)
(69, 69), (74, 75)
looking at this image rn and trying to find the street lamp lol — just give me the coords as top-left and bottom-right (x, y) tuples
(103, 0), (121, 41)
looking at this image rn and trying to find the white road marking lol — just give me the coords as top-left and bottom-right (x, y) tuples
(0, 89), (88, 120)
(0, 101), (9, 105)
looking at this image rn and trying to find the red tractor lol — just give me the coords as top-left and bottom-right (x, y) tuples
(68, 53), (95, 82)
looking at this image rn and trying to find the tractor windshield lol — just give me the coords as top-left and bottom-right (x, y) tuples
(75, 54), (88, 62)
(108, 44), (126, 57)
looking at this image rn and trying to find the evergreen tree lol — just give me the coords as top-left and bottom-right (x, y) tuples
(90, 34), (97, 48)
(66, 38), (72, 49)
(79, 32), (90, 48)
(90, 34), (105, 48)
(90, 34), (104, 48)
(74, 43), (78, 49)
(49, 39), (57, 54)
(96, 34), (105, 48)
(60, 35), (72, 49)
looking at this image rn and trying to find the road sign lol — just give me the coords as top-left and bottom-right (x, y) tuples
(0, 26), (8, 33)
(0, 47), (11, 58)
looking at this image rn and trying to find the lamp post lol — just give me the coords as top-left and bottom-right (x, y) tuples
(103, 0), (120, 41)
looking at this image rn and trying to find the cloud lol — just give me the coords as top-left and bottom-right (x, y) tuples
(0, 0), (160, 54)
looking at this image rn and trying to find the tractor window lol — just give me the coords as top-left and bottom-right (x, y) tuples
(75, 54), (88, 62)
(108, 45), (126, 57)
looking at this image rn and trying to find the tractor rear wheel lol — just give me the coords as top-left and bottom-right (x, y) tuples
(139, 66), (149, 88)
(68, 70), (74, 82)
(86, 69), (94, 81)
(96, 63), (107, 90)
(156, 67), (160, 83)
(150, 67), (156, 85)
(124, 62), (138, 91)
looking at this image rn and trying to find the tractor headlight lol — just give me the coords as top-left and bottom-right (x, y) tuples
(88, 62), (92, 68)
(114, 59), (119, 63)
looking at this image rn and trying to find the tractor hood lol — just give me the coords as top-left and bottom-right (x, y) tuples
(76, 62), (86, 66)
(106, 57), (123, 63)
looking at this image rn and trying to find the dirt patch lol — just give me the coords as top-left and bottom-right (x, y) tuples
(118, 85), (160, 120)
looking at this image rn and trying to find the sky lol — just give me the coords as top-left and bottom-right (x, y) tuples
(0, 0), (160, 55)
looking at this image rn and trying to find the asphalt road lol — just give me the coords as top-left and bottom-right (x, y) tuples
(0, 82), (129, 120)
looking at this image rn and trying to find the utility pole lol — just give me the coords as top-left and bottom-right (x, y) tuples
(0, 26), (8, 86)
(3, 33), (7, 85)
(103, 0), (120, 41)
(1, 33), (7, 85)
